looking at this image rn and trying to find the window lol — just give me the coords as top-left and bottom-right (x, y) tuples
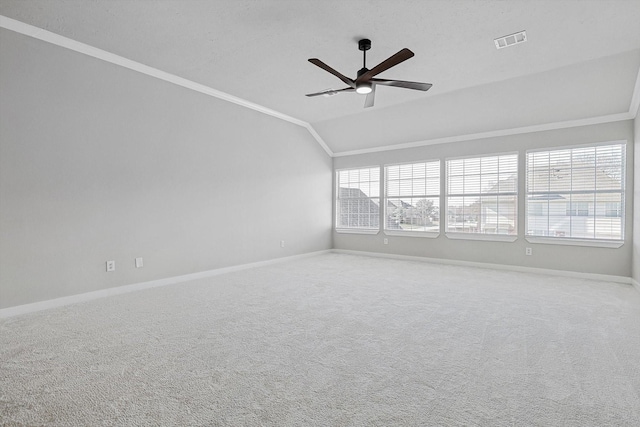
(446, 153), (518, 237)
(336, 167), (380, 232)
(526, 143), (625, 241)
(605, 202), (621, 218)
(566, 202), (589, 216)
(385, 161), (440, 234)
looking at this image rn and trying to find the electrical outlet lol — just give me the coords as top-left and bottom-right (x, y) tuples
(135, 257), (143, 268)
(106, 260), (115, 272)
(280, 240), (285, 248)
(383, 238), (389, 245)
(525, 247), (533, 256)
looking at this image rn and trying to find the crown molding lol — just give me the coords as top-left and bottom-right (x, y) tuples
(303, 124), (334, 156)
(2, 14), (636, 160)
(0, 15), (334, 157)
(0, 16), (299, 125)
(330, 111), (634, 157)
(328, 59), (640, 157)
(629, 63), (640, 119)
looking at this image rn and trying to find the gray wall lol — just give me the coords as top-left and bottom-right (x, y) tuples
(634, 108), (640, 283)
(334, 120), (634, 277)
(0, 29), (333, 309)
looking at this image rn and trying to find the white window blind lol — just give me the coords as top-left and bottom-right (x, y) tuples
(336, 167), (380, 231)
(446, 153), (518, 235)
(526, 143), (625, 240)
(385, 161), (440, 232)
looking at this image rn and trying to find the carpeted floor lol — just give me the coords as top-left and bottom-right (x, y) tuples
(1, 253), (639, 426)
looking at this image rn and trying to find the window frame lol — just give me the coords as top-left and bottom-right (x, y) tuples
(383, 159), (441, 238)
(445, 152), (519, 242)
(525, 141), (625, 248)
(335, 166), (381, 234)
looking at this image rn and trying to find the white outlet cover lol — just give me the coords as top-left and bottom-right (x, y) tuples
(135, 257), (143, 268)
(106, 261), (115, 272)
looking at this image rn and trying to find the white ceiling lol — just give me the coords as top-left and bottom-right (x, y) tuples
(1, 0), (640, 155)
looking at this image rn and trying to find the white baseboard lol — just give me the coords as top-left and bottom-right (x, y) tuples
(2, 249), (633, 319)
(332, 249), (632, 284)
(0, 250), (331, 319)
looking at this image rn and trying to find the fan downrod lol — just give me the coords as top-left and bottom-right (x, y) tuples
(358, 39), (371, 70)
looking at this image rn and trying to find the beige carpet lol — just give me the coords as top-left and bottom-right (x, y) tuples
(1, 253), (639, 426)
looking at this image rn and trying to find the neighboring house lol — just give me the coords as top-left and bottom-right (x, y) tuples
(387, 199), (439, 231)
(481, 175), (517, 235)
(341, 161), (621, 238)
(447, 175), (517, 235)
(527, 162), (622, 239)
(337, 187), (380, 229)
(338, 190), (439, 231)
(447, 159), (622, 238)
(386, 199), (412, 229)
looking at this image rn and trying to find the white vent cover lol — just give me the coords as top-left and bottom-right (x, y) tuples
(494, 31), (527, 49)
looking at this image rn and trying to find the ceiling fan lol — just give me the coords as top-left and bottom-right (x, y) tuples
(306, 39), (432, 108)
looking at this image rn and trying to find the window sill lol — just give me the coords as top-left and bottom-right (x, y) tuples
(446, 233), (518, 242)
(335, 228), (380, 235)
(384, 230), (439, 238)
(525, 236), (624, 248)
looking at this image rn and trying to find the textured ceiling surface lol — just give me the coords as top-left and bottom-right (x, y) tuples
(1, 0), (640, 153)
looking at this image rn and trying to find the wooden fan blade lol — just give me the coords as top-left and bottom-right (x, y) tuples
(370, 78), (432, 91)
(364, 85), (376, 108)
(305, 87), (355, 97)
(308, 59), (356, 88)
(357, 48), (414, 82)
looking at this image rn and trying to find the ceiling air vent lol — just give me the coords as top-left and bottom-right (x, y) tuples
(494, 31), (527, 49)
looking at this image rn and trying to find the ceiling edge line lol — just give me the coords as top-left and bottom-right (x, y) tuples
(629, 64), (640, 118)
(0, 15), (319, 136)
(304, 125), (334, 157)
(332, 112), (633, 157)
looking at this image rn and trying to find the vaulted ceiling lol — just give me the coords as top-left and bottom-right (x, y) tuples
(1, 0), (639, 156)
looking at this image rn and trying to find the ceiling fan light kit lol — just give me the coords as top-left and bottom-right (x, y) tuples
(356, 82), (373, 94)
(306, 38), (432, 108)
